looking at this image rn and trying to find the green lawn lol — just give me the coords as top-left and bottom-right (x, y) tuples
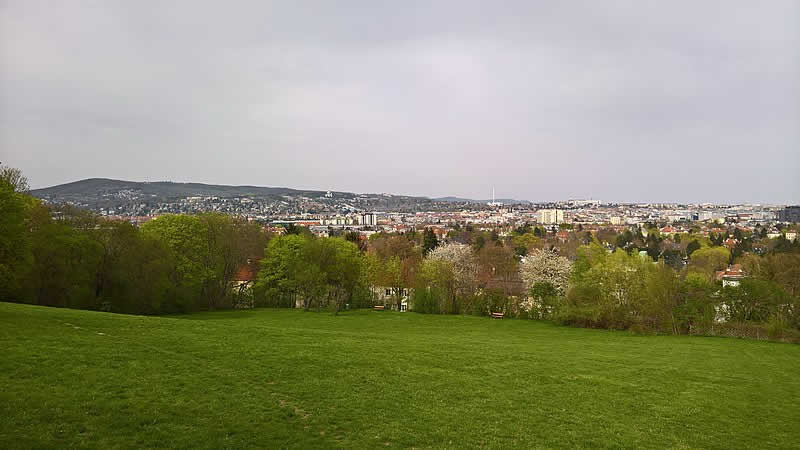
(1, 303), (799, 449)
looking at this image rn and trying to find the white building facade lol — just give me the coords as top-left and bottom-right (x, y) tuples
(538, 209), (565, 225)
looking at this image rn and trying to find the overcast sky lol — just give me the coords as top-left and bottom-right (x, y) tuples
(1, 1), (798, 203)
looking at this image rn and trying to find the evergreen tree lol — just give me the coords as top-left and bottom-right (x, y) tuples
(423, 228), (439, 256)
(686, 239), (701, 256)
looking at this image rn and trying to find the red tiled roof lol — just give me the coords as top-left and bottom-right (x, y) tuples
(234, 265), (255, 282)
(715, 264), (745, 281)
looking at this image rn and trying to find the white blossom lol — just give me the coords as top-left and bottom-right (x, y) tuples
(427, 243), (478, 296)
(519, 249), (572, 295)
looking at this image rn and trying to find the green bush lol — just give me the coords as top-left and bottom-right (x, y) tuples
(410, 286), (442, 314)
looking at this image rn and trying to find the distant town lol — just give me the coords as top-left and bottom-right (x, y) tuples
(31, 179), (800, 244)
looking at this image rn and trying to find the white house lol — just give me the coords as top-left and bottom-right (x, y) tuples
(715, 264), (745, 288)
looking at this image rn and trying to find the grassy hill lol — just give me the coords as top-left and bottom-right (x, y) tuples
(2, 303), (799, 448)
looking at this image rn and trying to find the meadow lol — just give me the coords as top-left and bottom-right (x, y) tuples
(1, 302), (799, 449)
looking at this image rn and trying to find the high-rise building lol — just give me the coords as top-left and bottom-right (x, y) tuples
(777, 206), (800, 223)
(538, 209), (564, 224)
(360, 212), (377, 226)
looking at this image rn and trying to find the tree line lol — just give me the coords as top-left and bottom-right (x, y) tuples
(1, 165), (267, 313)
(2, 164), (799, 341)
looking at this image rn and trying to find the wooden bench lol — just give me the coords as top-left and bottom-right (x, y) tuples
(490, 312), (504, 319)
(373, 305), (385, 311)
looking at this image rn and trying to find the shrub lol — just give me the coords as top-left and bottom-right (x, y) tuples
(522, 282), (561, 320)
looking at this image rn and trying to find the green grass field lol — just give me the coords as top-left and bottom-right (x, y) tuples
(1, 302), (799, 449)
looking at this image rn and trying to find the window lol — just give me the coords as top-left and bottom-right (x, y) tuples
(385, 288), (391, 296)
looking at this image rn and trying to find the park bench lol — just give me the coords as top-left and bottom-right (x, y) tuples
(490, 312), (504, 319)
(373, 305), (385, 311)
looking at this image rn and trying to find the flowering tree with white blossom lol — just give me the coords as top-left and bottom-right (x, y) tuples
(519, 249), (572, 318)
(520, 249), (572, 296)
(426, 243), (479, 298)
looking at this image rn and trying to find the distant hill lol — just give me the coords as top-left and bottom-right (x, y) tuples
(30, 178), (527, 214)
(28, 178), (449, 213)
(32, 178), (527, 204)
(31, 178), (341, 200)
(433, 196), (529, 204)
(432, 196), (476, 203)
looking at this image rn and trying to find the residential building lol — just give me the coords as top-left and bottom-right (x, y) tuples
(538, 209), (564, 224)
(360, 212), (377, 227)
(777, 206), (800, 223)
(373, 286), (410, 311)
(716, 264), (745, 288)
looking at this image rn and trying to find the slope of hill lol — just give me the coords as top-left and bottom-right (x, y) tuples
(31, 178), (521, 207)
(28, 178), (448, 214)
(31, 178), (340, 201)
(2, 302), (799, 448)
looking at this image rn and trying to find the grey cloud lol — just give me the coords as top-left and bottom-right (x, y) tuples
(1, 0), (798, 203)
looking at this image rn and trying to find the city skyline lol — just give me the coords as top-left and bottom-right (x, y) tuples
(1, 1), (799, 203)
